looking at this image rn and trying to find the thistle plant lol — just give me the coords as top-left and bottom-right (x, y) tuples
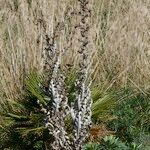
(38, 0), (93, 149)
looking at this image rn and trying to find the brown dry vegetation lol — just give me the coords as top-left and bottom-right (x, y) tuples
(0, 0), (150, 101)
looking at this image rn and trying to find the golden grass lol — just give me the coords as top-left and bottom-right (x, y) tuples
(0, 0), (150, 101)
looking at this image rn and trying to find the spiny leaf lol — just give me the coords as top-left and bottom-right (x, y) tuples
(7, 99), (26, 113)
(92, 93), (116, 122)
(25, 73), (47, 105)
(6, 113), (29, 121)
(19, 127), (45, 137)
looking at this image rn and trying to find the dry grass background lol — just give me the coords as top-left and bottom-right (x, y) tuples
(0, 0), (150, 101)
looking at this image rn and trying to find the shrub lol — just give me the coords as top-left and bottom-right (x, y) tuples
(84, 135), (142, 150)
(108, 89), (150, 147)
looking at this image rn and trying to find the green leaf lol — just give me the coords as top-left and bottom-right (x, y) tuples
(25, 73), (47, 105)
(6, 113), (29, 121)
(19, 127), (45, 137)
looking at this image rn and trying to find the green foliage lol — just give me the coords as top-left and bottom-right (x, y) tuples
(84, 135), (142, 150)
(129, 142), (142, 150)
(91, 87), (116, 123)
(84, 142), (100, 150)
(0, 98), (48, 150)
(1, 71), (149, 150)
(0, 73), (52, 150)
(0, 70), (118, 149)
(65, 70), (117, 123)
(99, 135), (128, 150)
(25, 73), (48, 105)
(84, 89), (150, 150)
(107, 90), (150, 148)
(136, 133), (150, 150)
(84, 135), (128, 150)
